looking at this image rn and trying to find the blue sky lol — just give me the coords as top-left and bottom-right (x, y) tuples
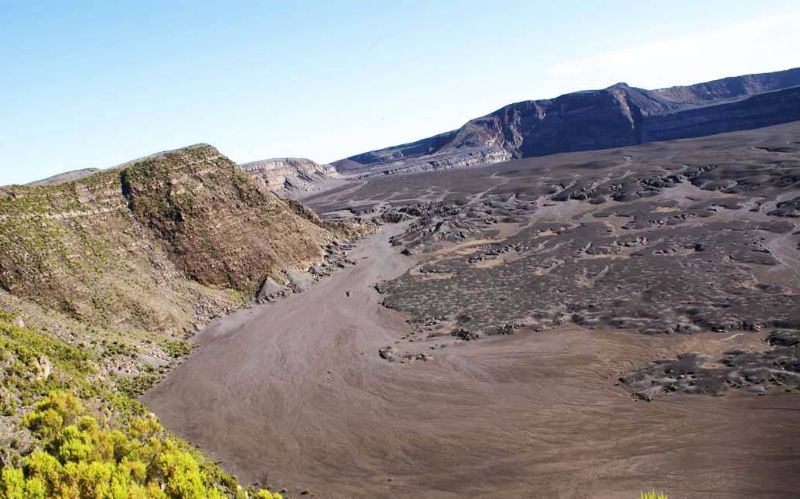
(1, 0), (799, 185)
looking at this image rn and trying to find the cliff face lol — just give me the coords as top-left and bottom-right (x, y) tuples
(510, 86), (644, 157)
(240, 157), (336, 194)
(0, 144), (341, 333)
(650, 68), (800, 110)
(335, 67), (800, 175)
(641, 86), (800, 142)
(339, 146), (513, 177)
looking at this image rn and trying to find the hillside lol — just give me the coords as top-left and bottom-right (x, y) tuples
(335, 67), (800, 175)
(0, 144), (347, 334)
(0, 144), (365, 497)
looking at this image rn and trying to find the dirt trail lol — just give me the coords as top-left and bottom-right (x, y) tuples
(144, 226), (800, 499)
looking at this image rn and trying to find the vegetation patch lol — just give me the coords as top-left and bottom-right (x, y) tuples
(160, 340), (191, 360)
(0, 312), (283, 498)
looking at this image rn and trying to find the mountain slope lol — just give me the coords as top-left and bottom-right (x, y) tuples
(334, 67), (800, 175)
(0, 144), (364, 497)
(0, 144), (345, 334)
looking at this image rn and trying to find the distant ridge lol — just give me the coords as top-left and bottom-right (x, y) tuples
(334, 67), (800, 175)
(23, 143), (216, 187)
(239, 157), (337, 195)
(24, 146), (341, 196)
(27, 168), (101, 186)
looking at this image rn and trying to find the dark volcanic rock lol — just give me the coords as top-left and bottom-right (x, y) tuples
(452, 328), (481, 341)
(378, 346), (398, 361)
(309, 123), (800, 369)
(620, 331), (800, 399)
(768, 196), (800, 217)
(256, 277), (289, 303)
(768, 330), (800, 347)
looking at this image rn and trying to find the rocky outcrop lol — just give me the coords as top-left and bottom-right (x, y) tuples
(0, 144), (355, 333)
(240, 157), (336, 194)
(335, 67), (800, 175)
(620, 330), (800, 399)
(349, 146), (512, 177)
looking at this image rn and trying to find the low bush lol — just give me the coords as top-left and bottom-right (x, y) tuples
(640, 491), (668, 499)
(0, 312), (282, 498)
(2, 391), (283, 498)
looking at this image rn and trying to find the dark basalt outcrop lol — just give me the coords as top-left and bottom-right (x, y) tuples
(334, 67), (800, 175)
(768, 196), (800, 217)
(620, 330), (800, 399)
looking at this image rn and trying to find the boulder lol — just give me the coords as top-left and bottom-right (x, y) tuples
(256, 277), (288, 303)
(378, 346), (397, 362)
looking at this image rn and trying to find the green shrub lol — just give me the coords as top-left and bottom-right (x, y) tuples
(116, 372), (161, 397)
(161, 339), (191, 359)
(640, 491), (668, 499)
(1, 391), (283, 499)
(0, 309), (284, 499)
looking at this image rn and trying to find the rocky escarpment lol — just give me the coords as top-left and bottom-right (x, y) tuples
(0, 144), (355, 335)
(335, 67), (800, 175)
(240, 157), (336, 194)
(348, 146), (512, 177)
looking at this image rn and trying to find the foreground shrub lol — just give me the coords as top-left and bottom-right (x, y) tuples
(1, 391), (282, 498)
(640, 491), (668, 499)
(0, 312), (284, 498)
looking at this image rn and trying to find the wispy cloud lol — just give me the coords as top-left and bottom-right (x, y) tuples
(548, 10), (800, 90)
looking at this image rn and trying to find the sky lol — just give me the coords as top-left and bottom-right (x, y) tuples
(1, 1), (799, 185)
